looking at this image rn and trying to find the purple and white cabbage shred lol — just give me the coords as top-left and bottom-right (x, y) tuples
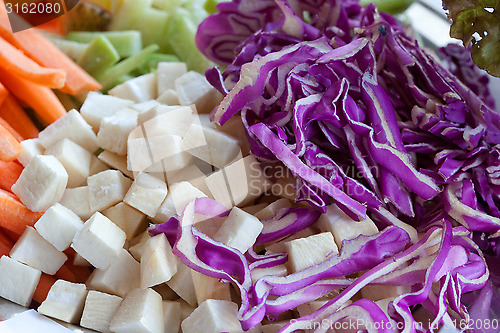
(151, 1), (500, 332)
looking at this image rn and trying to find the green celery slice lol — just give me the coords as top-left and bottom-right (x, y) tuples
(78, 36), (120, 77)
(67, 31), (142, 58)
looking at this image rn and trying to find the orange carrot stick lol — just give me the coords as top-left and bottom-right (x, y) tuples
(0, 160), (22, 192)
(0, 36), (66, 88)
(0, 229), (13, 256)
(0, 6), (101, 95)
(33, 273), (56, 304)
(54, 264), (77, 283)
(0, 81), (6, 105)
(0, 116), (23, 142)
(0, 94), (39, 139)
(0, 122), (22, 162)
(0, 67), (66, 124)
(0, 189), (42, 234)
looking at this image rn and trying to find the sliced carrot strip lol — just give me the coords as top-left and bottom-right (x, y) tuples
(0, 67), (66, 124)
(0, 81), (6, 105)
(0, 160), (22, 192)
(33, 273), (56, 304)
(0, 189), (42, 234)
(0, 94), (39, 139)
(0, 36), (66, 88)
(0, 122), (22, 162)
(0, 116), (22, 142)
(0, 229), (13, 256)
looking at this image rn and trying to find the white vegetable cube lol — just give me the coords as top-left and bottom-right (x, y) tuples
(59, 186), (95, 220)
(128, 231), (151, 261)
(181, 299), (242, 333)
(360, 284), (411, 302)
(110, 288), (164, 333)
(137, 104), (183, 126)
(131, 100), (161, 113)
(255, 199), (292, 220)
(124, 173), (168, 217)
(206, 155), (271, 209)
(142, 105), (193, 137)
(87, 170), (132, 212)
(38, 109), (98, 152)
(37, 280), (88, 324)
(109, 73), (157, 102)
(80, 91), (134, 130)
(317, 205), (379, 249)
(103, 202), (147, 240)
(157, 62), (187, 95)
(11, 155), (68, 212)
(98, 150), (134, 179)
(182, 121), (240, 168)
(0, 256), (41, 307)
(10, 227), (67, 274)
(166, 259), (197, 306)
(162, 301), (181, 333)
(140, 234), (177, 288)
(157, 89), (180, 105)
(90, 155), (109, 175)
(88, 249), (140, 298)
(80, 291), (123, 333)
(45, 139), (92, 188)
(34, 203), (84, 251)
(285, 232), (338, 273)
(17, 138), (44, 167)
(71, 212), (127, 270)
(251, 265), (287, 285)
(74, 253), (91, 267)
(191, 270), (231, 305)
(175, 71), (221, 114)
(154, 181), (206, 222)
(213, 207), (263, 254)
(98, 108), (138, 156)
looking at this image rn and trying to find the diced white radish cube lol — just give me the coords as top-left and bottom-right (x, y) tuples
(317, 205), (379, 249)
(102, 202), (147, 240)
(74, 253), (91, 267)
(34, 203), (84, 251)
(181, 299), (242, 333)
(45, 139), (92, 187)
(206, 155), (271, 209)
(89, 155), (109, 175)
(87, 249), (140, 298)
(17, 138), (44, 167)
(11, 155), (68, 212)
(265, 227), (317, 254)
(213, 207), (263, 254)
(38, 109), (98, 152)
(124, 173), (168, 217)
(360, 284), (411, 302)
(137, 105), (184, 126)
(71, 212), (126, 270)
(254, 199), (292, 220)
(285, 232), (338, 273)
(191, 270), (231, 305)
(59, 186), (95, 220)
(181, 121), (240, 168)
(37, 280), (87, 324)
(140, 234), (177, 288)
(0, 256), (40, 307)
(166, 164), (205, 184)
(10, 227), (67, 274)
(110, 288), (164, 333)
(87, 170), (132, 212)
(157, 89), (180, 105)
(194, 216), (224, 238)
(142, 105), (193, 137)
(251, 264), (288, 285)
(166, 259), (197, 307)
(128, 231), (151, 261)
(162, 301), (181, 333)
(80, 91), (134, 130)
(131, 100), (161, 113)
(80, 290), (123, 333)
(109, 73), (157, 102)
(98, 108), (138, 156)
(175, 71), (221, 114)
(98, 150), (134, 179)
(157, 62), (187, 95)
(154, 181), (206, 222)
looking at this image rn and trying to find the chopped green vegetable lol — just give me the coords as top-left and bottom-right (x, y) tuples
(67, 31), (143, 58)
(98, 44), (159, 90)
(443, 0), (500, 77)
(360, 0), (414, 14)
(50, 39), (89, 62)
(77, 36), (120, 78)
(134, 53), (180, 76)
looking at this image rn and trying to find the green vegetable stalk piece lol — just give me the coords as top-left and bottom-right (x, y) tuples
(360, 0), (414, 14)
(67, 31), (143, 58)
(98, 44), (159, 90)
(50, 39), (89, 61)
(78, 36), (120, 78)
(443, 0), (500, 77)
